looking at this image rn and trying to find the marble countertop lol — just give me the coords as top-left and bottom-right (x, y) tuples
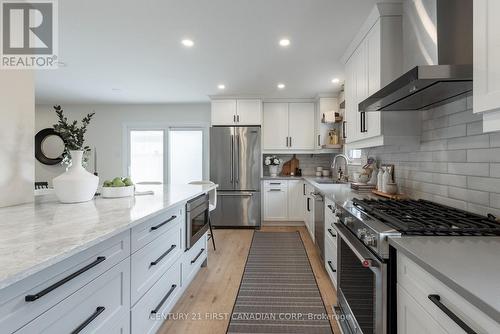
(390, 237), (500, 322)
(0, 183), (216, 290)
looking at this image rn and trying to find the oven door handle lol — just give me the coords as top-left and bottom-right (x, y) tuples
(334, 222), (380, 268)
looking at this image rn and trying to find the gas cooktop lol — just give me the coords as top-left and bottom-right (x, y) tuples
(352, 198), (500, 236)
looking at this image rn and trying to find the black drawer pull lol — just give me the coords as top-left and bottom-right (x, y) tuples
(269, 182), (281, 185)
(150, 215), (177, 231)
(269, 189), (281, 192)
(25, 256), (106, 302)
(71, 306), (105, 334)
(150, 245), (177, 266)
(328, 228), (337, 238)
(191, 248), (205, 264)
(327, 261), (336, 273)
(151, 284), (177, 315)
(428, 295), (477, 334)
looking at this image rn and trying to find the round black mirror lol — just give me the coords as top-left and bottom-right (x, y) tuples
(35, 128), (65, 165)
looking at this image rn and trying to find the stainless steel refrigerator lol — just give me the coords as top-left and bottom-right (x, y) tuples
(210, 126), (261, 228)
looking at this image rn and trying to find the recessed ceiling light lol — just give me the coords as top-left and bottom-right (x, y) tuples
(277, 83), (286, 89)
(111, 88), (122, 92)
(279, 39), (290, 47)
(331, 78), (340, 84)
(217, 84), (226, 90)
(181, 39), (194, 47)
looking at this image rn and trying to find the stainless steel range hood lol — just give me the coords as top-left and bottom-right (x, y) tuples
(360, 0), (472, 112)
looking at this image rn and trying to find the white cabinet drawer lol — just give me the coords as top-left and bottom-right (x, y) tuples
(131, 220), (183, 305)
(0, 231), (130, 334)
(397, 253), (500, 333)
(324, 236), (337, 288)
(182, 234), (207, 286)
(263, 180), (287, 189)
(131, 260), (182, 334)
(17, 259), (130, 334)
(131, 205), (184, 253)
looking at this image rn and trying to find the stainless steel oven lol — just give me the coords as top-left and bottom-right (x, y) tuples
(334, 208), (388, 334)
(186, 194), (209, 249)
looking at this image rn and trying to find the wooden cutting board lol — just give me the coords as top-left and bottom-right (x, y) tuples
(281, 155), (299, 176)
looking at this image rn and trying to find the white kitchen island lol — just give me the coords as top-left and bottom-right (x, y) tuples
(0, 183), (216, 334)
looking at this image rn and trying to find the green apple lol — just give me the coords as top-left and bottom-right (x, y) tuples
(103, 180), (112, 187)
(112, 179), (126, 187)
(123, 177), (133, 186)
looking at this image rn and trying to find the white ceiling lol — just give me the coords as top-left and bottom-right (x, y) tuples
(35, 0), (377, 104)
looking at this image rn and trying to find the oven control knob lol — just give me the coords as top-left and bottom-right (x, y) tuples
(364, 234), (377, 247)
(344, 217), (354, 226)
(357, 228), (367, 239)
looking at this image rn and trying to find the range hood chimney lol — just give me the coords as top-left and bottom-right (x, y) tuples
(359, 0), (472, 112)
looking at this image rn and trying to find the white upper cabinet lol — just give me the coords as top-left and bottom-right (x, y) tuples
(236, 99), (262, 125)
(263, 102), (315, 151)
(211, 99), (262, 126)
(288, 102), (315, 150)
(263, 102), (289, 150)
(342, 3), (420, 149)
(211, 100), (237, 125)
(474, 0), (500, 132)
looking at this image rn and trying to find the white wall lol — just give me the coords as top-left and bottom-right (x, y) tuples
(35, 103), (210, 186)
(0, 71), (35, 207)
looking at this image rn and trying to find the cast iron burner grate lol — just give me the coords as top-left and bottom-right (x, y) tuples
(352, 198), (500, 236)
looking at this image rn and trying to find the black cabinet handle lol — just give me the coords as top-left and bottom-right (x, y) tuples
(428, 295), (477, 334)
(307, 198), (310, 212)
(290, 137), (292, 147)
(237, 115), (240, 122)
(25, 256), (106, 302)
(361, 112), (367, 133)
(342, 121), (347, 139)
(303, 184), (306, 196)
(70, 306), (105, 334)
(150, 245), (177, 266)
(327, 261), (336, 273)
(151, 285), (177, 315)
(233, 115), (236, 123)
(327, 204), (334, 212)
(191, 248), (205, 264)
(328, 229), (336, 238)
(318, 134), (321, 146)
(269, 182), (281, 185)
(150, 215), (177, 231)
(269, 189), (281, 192)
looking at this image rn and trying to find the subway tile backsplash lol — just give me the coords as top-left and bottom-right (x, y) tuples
(359, 94), (500, 217)
(263, 154), (333, 176)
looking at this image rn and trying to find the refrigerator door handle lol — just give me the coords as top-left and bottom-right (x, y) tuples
(230, 134), (234, 184)
(235, 134), (240, 184)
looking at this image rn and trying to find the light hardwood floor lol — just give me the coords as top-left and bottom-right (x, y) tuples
(158, 226), (340, 334)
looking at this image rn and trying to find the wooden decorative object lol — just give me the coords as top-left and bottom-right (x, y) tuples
(371, 190), (407, 200)
(281, 155), (300, 176)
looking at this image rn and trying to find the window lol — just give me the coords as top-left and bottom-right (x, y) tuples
(168, 129), (203, 184)
(348, 149), (362, 165)
(126, 126), (206, 185)
(129, 130), (164, 183)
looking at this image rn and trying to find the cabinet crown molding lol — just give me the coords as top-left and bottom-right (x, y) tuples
(341, 2), (403, 65)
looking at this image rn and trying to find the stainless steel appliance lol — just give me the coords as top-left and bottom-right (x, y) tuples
(210, 126), (261, 228)
(332, 198), (500, 334)
(359, 0), (472, 112)
(312, 192), (325, 260)
(186, 194), (210, 249)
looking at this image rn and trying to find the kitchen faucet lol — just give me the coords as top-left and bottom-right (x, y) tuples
(331, 154), (351, 182)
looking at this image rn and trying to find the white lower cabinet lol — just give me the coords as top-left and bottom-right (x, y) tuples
(398, 284), (447, 334)
(287, 180), (305, 221)
(182, 234), (208, 286)
(17, 259), (130, 334)
(397, 253), (500, 334)
(263, 180), (307, 222)
(324, 198), (337, 288)
(132, 259), (182, 334)
(263, 181), (288, 221)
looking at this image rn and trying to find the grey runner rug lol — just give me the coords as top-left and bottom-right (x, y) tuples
(227, 232), (333, 334)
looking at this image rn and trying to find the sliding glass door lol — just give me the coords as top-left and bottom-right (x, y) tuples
(126, 126), (206, 185)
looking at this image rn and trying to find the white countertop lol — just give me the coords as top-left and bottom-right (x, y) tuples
(390, 237), (500, 322)
(0, 183), (216, 290)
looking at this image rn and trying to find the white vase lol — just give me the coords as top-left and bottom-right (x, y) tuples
(53, 150), (99, 203)
(269, 165), (279, 177)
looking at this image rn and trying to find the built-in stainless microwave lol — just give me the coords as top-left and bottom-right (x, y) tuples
(186, 194), (209, 249)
